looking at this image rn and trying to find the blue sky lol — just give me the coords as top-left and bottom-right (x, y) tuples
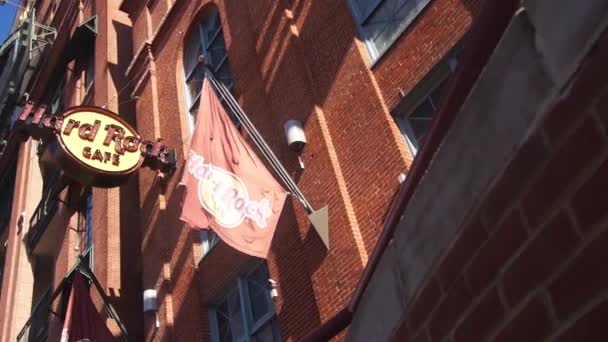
(0, 4), (17, 43)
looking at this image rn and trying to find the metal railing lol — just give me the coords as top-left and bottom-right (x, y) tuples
(26, 170), (66, 254)
(16, 260), (131, 342)
(0, 154), (16, 237)
(16, 287), (52, 342)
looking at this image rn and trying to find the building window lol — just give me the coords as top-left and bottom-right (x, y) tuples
(199, 230), (220, 261)
(393, 53), (459, 154)
(81, 245), (94, 271)
(349, 0), (432, 61)
(84, 53), (95, 97)
(210, 264), (280, 342)
(50, 75), (66, 114)
(83, 189), (93, 250)
(72, 188), (94, 270)
(406, 77), (448, 145)
(395, 77), (448, 153)
(183, 7), (234, 132)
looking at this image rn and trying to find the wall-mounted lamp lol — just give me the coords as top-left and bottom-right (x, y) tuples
(283, 120), (307, 152)
(268, 279), (279, 299)
(143, 289), (160, 328)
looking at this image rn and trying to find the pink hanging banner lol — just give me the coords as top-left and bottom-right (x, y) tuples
(180, 79), (287, 258)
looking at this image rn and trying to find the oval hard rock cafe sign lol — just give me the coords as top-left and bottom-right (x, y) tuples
(16, 103), (175, 187)
(60, 108), (143, 172)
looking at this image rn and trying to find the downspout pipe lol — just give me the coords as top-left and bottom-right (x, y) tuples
(302, 0), (521, 340)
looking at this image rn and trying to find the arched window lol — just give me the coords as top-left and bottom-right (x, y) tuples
(183, 7), (234, 259)
(183, 7), (234, 132)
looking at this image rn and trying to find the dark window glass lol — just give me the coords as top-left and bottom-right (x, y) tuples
(183, 8), (234, 130)
(404, 76), (450, 147)
(252, 322), (277, 342)
(350, 0), (432, 60)
(247, 266), (272, 323)
(85, 54), (94, 95)
(84, 191), (93, 249)
(51, 76), (66, 114)
(211, 264), (280, 342)
(226, 289), (245, 340)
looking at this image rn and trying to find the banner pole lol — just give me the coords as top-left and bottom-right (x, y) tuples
(202, 65), (330, 248)
(79, 263), (130, 342)
(203, 67), (312, 211)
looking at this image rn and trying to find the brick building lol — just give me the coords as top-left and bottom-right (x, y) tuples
(0, 0), (477, 340)
(3, 0), (606, 341)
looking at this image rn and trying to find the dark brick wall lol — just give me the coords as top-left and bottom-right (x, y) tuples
(392, 31), (608, 342)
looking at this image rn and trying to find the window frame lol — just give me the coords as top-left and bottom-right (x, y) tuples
(83, 189), (93, 251)
(81, 245), (94, 272)
(348, 0), (433, 64)
(198, 229), (220, 262)
(209, 264), (280, 342)
(392, 54), (459, 154)
(50, 74), (66, 114)
(84, 52), (95, 97)
(402, 75), (449, 148)
(183, 8), (234, 134)
(185, 8), (239, 263)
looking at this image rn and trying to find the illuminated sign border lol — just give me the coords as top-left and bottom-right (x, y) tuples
(15, 102), (176, 188)
(53, 107), (145, 187)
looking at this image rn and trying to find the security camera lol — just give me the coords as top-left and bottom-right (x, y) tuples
(283, 119), (306, 152)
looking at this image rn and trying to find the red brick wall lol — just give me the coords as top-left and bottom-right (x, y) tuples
(373, 0), (481, 109)
(392, 33), (608, 342)
(122, 0), (476, 340)
(83, 0), (95, 19)
(148, 0), (170, 33)
(128, 0), (209, 338)
(132, 7), (151, 55)
(0, 0), (477, 340)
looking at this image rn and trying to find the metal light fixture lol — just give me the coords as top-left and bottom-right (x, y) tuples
(143, 289), (158, 312)
(283, 119), (307, 152)
(143, 289), (160, 328)
(268, 279), (278, 299)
